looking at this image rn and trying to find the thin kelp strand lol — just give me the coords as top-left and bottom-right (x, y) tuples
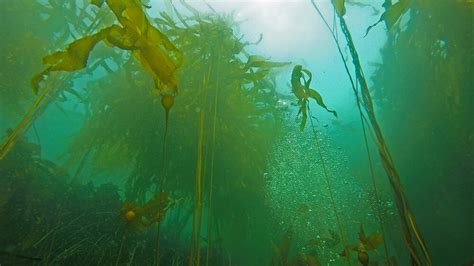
(156, 95), (171, 265)
(206, 68), (220, 266)
(339, 16), (431, 265)
(312, 4), (390, 260)
(195, 60), (213, 266)
(407, 210), (432, 265)
(0, 251), (42, 261)
(189, 205), (197, 266)
(0, 83), (49, 160)
(348, 56), (390, 262)
(307, 107), (350, 266)
(355, 79), (391, 264)
(170, 0), (190, 28)
(32, 122), (41, 144)
(70, 147), (92, 184)
(310, 1), (432, 264)
(195, 110), (205, 266)
(115, 235), (126, 266)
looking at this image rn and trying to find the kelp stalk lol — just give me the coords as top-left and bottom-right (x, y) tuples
(156, 96), (172, 265)
(206, 64), (220, 266)
(357, 76), (391, 263)
(0, 75), (65, 160)
(190, 110), (205, 266)
(306, 4), (391, 263)
(310, 1), (431, 265)
(195, 61), (213, 266)
(307, 108), (350, 265)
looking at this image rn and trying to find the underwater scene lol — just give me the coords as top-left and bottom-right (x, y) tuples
(0, 0), (472, 265)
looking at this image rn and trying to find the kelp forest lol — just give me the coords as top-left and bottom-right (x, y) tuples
(0, 0), (472, 265)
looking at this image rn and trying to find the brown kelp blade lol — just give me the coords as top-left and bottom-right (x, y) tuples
(272, 229), (293, 265)
(307, 88), (338, 118)
(358, 224), (383, 251)
(31, 28), (111, 94)
(364, 0), (412, 37)
(346, 29), (432, 266)
(291, 65), (337, 130)
(243, 55), (290, 70)
(33, 0), (182, 96)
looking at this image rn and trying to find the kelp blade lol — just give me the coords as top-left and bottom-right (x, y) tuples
(365, 0), (412, 36)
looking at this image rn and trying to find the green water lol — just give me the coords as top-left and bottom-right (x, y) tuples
(0, 1), (472, 265)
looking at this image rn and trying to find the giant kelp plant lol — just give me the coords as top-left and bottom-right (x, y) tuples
(371, 1), (473, 265)
(2, 0), (288, 264)
(2, 0), (290, 264)
(0, 0), (472, 265)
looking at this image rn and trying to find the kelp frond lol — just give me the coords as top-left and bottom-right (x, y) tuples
(290, 65), (337, 130)
(310, 1), (432, 265)
(364, 0), (412, 37)
(1, 0), (183, 161)
(33, 0), (182, 96)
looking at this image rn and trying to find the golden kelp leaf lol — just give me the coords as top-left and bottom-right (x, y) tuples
(365, 0), (412, 36)
(120, 191), (170, 231)
(43, 30), (107, 72)
(141, 191), (170, 219)
(307, 89), (338, 118)
(301, 69), (312, 88)
(105, 25), (139, 49)
(357, 224), (383, 250)
(271, 229), (293, 264)
(31, 68), (51, 94)
(244, 55), (290, 70)
(146, 26), (182, 58)
(365, 232), (383, 250)
(32, 0), (182, 96)
(106, 0), (146, 31)
(290, 65), (337, 130)
(332, 0), (346, 16)
(31, 28), (110, 93)
(340, 244), (358, 257)
(105, 0), (182, 93)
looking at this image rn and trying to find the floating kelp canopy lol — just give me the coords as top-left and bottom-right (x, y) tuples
(0, 0), (471, 265)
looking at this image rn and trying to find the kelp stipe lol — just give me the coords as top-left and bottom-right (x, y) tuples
(289, 64), (349, 264)
(310, 1), (432, 265)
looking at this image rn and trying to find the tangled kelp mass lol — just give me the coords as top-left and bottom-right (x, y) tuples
(0, 0), (472, 265)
